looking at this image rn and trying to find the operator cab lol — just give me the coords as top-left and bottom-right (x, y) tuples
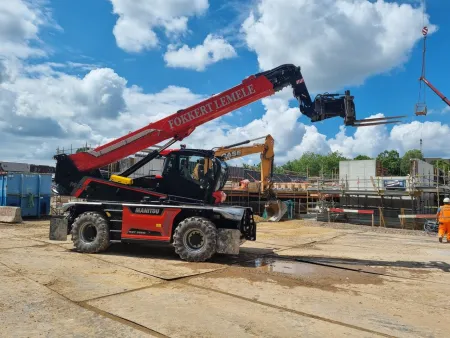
(158, 149), (228, 203)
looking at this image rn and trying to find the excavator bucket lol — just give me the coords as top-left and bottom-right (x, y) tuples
(263, 199), (288, 222)
(349, 115), (407, 127)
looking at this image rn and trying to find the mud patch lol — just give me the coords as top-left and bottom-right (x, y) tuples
(233, 257), (385, 290)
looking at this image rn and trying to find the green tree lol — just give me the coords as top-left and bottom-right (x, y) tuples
(277, 151), (347, 177)
(377, 150), (401, 176)
(281, 152), (323, 176)
(400, 149), (424, 175)
(431, 159), (450, 174)
(321, 151), (348, 176)
(354, 155), (372, 160)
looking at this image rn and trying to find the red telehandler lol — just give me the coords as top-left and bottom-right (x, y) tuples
(51, 64), (401, 261)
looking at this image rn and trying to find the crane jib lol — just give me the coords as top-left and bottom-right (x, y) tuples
(168, 84), (257, 130)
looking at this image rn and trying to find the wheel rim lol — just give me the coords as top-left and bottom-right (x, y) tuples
(80, 222), (97, 243)
(183, 229), (205, 251)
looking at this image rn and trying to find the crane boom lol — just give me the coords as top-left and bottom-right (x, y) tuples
(59, 64), (355, 173)
(420, 76), (450, 107)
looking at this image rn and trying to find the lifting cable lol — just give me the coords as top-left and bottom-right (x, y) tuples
(416, 0), (428, 116)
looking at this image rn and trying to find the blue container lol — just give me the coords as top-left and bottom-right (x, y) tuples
(0, 173), (52, 217)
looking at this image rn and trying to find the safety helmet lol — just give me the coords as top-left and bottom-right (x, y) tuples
(444, 197), (450, 203)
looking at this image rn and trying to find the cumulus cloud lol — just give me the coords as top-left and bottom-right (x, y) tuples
(0, 0), (61, 61)
(0, 65), (208, 164)
(328, 113), (392, 158)
(241, 0), (437, 92)
(2, 67), (128, 123)
(325, 119), (450, 159)
(164, 34), (237, 71)
(109, 0), (209, 53)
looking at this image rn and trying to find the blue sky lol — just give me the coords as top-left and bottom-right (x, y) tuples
(1, 0), (449, 165)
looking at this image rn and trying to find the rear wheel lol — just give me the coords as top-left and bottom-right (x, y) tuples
(71, 211), (110, 253)
(173, 217), (217, 262)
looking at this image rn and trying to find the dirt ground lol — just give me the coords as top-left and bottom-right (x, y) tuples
(0, 218), (449, 337)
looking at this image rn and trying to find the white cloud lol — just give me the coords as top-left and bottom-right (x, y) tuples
(164, 34), (237, 71)
(328, 113), (392, 158)
(429, 105), (450, 115)
(2, 67), (128, 123)
(0, 0), (44, 59)
(0, 65), (208, 164)
(390, 121), (450, 157)
(241, 0), (437, 93)
(325, 119), (450, 159)
(0, 0), (61, 60)
(109, 0), (209, 53)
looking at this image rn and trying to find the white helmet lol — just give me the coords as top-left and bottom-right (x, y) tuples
(444, 197), (450, 203)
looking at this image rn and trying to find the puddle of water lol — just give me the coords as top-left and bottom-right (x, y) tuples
(241, 257), (319, 277)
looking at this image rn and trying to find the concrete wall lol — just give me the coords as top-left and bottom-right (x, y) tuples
(410, 159), (434, 187)
(339, 160), (377, 190)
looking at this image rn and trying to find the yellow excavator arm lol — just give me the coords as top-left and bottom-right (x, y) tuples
(212, 135), (275, 193)
(205, 134), (286, 222)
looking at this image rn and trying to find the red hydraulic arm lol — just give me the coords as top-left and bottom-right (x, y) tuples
(68, 74), (275, 172)
(420, 76), (450, 107)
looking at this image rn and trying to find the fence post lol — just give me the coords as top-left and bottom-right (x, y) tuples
(327, 209), (330, 223)
(371, 213), (374, 227)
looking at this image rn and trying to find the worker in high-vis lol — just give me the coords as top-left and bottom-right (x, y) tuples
(437, 197), (450, 243)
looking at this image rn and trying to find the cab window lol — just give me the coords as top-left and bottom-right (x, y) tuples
(178, 155), (206, 184)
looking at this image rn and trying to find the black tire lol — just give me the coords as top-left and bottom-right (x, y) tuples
(71, 211), (110, 253)
(173, 217), (217, 262)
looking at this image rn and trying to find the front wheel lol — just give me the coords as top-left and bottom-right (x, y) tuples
(173, 217), (217, 262)
(71, 211), (110, 253)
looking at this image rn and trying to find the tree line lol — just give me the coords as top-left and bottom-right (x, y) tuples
(241, 149), (448, 177)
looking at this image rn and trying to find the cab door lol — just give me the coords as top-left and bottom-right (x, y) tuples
(161, 154), (208, 201)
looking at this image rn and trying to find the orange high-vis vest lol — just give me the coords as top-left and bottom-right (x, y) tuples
(437, 205), (450, 223)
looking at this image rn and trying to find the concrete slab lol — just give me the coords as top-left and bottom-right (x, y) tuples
(0, 222), (53, 241)
(0, 237), (47, 249)
(240, 239), (293, 252)
(0, 245), (163, 302)
(253, 228), (345, 248)
(234, 256), (450, 310)
(185, 267), (449, 338)
(87, 282), (369, 337)
(332, 231), (438, 247)
(93, 244), (228, 280)
(0, 264), (155, 337)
